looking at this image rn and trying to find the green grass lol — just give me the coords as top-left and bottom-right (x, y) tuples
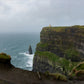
(35, 51), (59, 62)
(49, 73), (67, 81)
(0, 53), (11, 60)
(41, 25), (84, 36)
(70, 62), (84, 79)
(37, 42), (48, 48)
(35, 51), (78, 73)
(75, 62), (84, 70)
(42, 26), (67, 32)
(44, 71), (67, 81)
(64, 49), (80, 62)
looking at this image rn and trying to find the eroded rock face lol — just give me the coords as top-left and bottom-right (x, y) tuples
(33, 54), (63, 73)
(40, 27), (84, 60)
(33, 25), (84, 73)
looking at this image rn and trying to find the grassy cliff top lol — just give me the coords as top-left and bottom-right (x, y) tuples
(0, 53), (11, 60)
(42, 25), (84, 32)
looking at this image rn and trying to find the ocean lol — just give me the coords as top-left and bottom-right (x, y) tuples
(0, 33), (40, 71)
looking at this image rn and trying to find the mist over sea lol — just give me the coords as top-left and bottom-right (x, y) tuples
(0, 33), (40, 71)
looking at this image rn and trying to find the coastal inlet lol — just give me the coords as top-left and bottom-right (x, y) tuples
(0, 33), (40, 71)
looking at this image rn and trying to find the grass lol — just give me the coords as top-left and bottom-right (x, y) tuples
(64, 49), (80, 62)
(49, 73), (67, 81)
(69, 62), (84, 78)
(0, 53), (11, 60)
(75, 62), (84, 70)
(35, 51), (59, 62)
(42, 26), (67, 32)
(41, 25), (84, 36)
(42, 25), (84, 32)
(37, 42), (48, 48)
(35, 51), (79, 74)
(44, 71), (67, 81)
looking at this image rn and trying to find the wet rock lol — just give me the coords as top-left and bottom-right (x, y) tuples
(28, 45), (33, 54)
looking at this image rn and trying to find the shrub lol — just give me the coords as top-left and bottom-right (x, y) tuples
(75, 70), (84, 76)
(49, 73), (67, 81)
(70, 62), (84, 80)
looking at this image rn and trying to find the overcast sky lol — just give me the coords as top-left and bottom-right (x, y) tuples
(0, 0), (84, 33)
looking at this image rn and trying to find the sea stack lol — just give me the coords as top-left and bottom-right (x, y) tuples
(28, 45), (33, 54)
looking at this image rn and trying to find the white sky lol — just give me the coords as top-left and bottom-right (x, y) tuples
(0, 0), (84, 33)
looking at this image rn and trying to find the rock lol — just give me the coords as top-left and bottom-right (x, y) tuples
(33, 25), (84, 74)
(0, 53), (14, 69)
(28, 45), (33, 54)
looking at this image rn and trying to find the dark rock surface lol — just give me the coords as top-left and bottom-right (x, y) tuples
(33, 53), (63, 73)
(0, 62), (84, 84)
(33, 25), (84, 74)
(28, 45), (33, 54)
(40, 27), (84, 59)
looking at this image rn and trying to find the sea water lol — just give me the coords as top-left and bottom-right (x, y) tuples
(0, 33), (40, 71)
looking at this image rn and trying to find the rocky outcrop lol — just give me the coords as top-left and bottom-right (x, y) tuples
(0, 53), (11, 63)
(33, 25), (84, 74)
(28, 45), (33, 54)
(0, 53), (14, 69)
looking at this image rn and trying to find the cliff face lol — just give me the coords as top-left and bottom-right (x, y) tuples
(0, 53), (14, 70)
(0, 53), (68, 84)
(33, 25), (84, 74)
(40, 26), (84, 60)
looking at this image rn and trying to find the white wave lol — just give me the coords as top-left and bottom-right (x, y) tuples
(19, 52), (34, 69)
(19, 52), (34, 59)
(19, 52), (34, 56)
(26, 59), (33, 67)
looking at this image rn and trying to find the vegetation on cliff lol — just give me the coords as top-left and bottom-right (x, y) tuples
(0, 53), (11, 63)
(33, 25), (84, 81)
(39, 25), (84, 61)
(45, 71), (67, 81)
(42, 25), (84, 34)
(48, 73), (67, 81)
(35, 51), (79, 75)
(70, 62), (84, 80)
(65, 49), (80, 62)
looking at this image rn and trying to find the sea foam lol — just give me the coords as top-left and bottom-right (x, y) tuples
(19, 52), (34, 69)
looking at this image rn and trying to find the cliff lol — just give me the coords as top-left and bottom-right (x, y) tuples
(0, 27), (84, 84)
(33, 25), (84, 79)
(0, 53), (83, 84)
(37, 25), (84, 61)
(0, 53), (68, 84)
